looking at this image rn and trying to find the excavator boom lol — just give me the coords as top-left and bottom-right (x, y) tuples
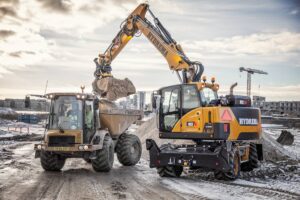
(93, 3), (204, 100)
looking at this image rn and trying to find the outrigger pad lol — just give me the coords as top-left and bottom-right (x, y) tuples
(93, 77), (136, 101)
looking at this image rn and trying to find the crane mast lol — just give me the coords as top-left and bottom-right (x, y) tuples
(239, 67), (268, 97)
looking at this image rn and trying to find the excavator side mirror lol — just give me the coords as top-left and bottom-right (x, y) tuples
(151, 93), (157, 110)
(25, 96), (31, 108)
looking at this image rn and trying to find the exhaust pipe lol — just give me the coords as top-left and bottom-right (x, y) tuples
(230, 82), (238, 95)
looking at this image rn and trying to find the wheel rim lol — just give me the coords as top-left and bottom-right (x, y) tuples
(233, 154), (239, 176)
(130, 142), (139, 159)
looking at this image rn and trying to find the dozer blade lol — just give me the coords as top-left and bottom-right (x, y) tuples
(92, 77), (136, 101)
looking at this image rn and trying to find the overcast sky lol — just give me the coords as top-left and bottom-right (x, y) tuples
(0, 0), (299, 100)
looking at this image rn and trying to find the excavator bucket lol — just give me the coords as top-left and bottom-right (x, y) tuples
(92, 77), (136, 101)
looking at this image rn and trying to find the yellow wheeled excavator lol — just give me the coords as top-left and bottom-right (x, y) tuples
(93, 3), (263, 180)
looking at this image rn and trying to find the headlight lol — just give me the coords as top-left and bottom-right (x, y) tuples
(79, 146), (84, 150)
(37, 145), (42, 150)
(83, 145), (89, 150)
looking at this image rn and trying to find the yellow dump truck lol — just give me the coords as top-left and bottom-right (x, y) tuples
(26, 93), (142, 172)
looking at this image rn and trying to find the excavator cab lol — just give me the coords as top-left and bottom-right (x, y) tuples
(155, 83), (219, 137)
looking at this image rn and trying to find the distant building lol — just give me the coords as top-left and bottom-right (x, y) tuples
(262, 101), (300, 117)
(252, 96), (266, 108)
(252, 96), (300, 116)
(137, 91), (146, 110)
(116, 91), (147, 110)
(0, 98), (49, 111)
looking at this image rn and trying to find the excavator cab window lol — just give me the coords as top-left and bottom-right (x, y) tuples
(160, 86), (180, 132)
(182, 85), (200, 114)
(159, 84), (201, 132)
(200, 88), (218, 106)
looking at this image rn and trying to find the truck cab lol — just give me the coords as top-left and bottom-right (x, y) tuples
(27, 92), (142, 172)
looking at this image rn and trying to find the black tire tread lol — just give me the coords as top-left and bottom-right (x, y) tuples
(40, 151), (65, 171)
(116, 134), (142, 166)
(241, 143), (259, 172)
(92, 135), (114, 172)
(157, 166), (183, 177)
(214, 147), (240, 181)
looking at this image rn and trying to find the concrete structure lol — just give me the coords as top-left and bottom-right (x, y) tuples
(0, 98), (49, 111)
(253, 96), (266, 108)
(253, 96), (300, 117)
(117, 91), (147, 110)
(262, 101), (300, 117)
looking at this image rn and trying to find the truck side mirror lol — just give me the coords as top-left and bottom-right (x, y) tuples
(25, 96), (31, 108)
(93, 98), (99, 110)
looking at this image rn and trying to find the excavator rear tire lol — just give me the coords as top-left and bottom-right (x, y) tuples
(241, 143), (259, 172)
(214, 147), (240, 181)
(157, 166), (183, 177)
(116, 133), (142, 166)
(40, 151), (65, 171)
(92, 135), (114, 172)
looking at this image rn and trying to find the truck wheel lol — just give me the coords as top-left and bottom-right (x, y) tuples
(92, 135), (114, 172)
(214, 147), (240, 181)
(157, 166), (183, 177)
(241, 143), (259, 172)
(116, 134), (142, 166)
(40, 151), (65, 171)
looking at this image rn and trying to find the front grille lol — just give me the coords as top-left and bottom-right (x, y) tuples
(48, 136), (75, 147)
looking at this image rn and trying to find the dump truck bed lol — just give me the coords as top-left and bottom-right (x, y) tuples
(99, 99), (143, 136)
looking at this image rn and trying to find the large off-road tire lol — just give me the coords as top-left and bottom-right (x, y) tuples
(214, 147), (240, 181)
(40, 151), (65, 171)
(116, 134), (142, 166)
(157, 166), (183, 177)
(92, 135), (114, 172)
(241, 143), (259, 172)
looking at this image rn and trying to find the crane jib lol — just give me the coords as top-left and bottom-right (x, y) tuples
(147, 32), (168, 57)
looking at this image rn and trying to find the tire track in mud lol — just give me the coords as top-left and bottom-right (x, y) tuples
(222, 181), (300, 200)
(173, 177), (300, 200)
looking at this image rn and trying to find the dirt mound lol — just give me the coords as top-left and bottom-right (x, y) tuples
(93, 77), (136, 101)
(261, 130), (299, 161)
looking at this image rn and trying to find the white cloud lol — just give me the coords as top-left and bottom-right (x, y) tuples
(182, 32), (300, 56)
(290, 9), (298, 15)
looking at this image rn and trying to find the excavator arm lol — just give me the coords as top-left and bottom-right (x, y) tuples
(93, 3), (204, 99)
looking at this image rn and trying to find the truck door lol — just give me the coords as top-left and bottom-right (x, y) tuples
(159, 86), (181, 132)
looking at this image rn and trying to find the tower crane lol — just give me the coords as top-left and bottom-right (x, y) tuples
(239, 67), (268, 97)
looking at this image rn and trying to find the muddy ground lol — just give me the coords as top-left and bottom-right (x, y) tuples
(0, 119), (299, 200)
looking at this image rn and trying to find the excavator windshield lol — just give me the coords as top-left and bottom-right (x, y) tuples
(200, 88), (218, 106)
(49, 96), (83, 130)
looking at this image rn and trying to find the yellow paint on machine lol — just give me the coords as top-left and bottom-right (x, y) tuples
(172, 107), (262, 141)
(46, 130), (82, 144)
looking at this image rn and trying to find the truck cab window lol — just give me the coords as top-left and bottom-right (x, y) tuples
(49, 96), (83, 130)
(85, 101), (94, 130)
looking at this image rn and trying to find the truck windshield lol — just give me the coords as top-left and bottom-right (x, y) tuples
(200, 88), (218, 106)
(49, 96), (83, 130)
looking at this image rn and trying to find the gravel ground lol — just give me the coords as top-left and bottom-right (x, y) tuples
(0, 118), (299, 200)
